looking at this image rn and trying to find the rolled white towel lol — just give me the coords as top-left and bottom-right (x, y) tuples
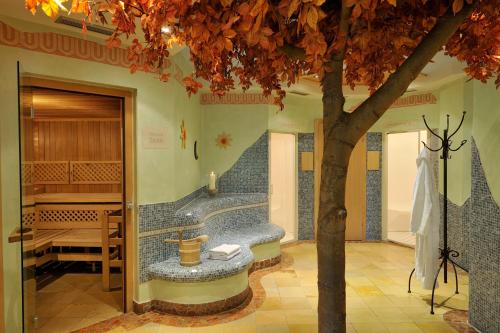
(209, 244), (241, 256)
(209, 249), (241, 261)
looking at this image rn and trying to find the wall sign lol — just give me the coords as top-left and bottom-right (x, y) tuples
(142, 127), (168, 149)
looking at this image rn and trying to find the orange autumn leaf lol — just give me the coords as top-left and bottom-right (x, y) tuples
(223, 29), (237, 39)
(106, 36), (121, 49)
(182, 75), (203, 96)
(306, 6), (319, 30)
(220, 0), (233, 8)
(21, 0), (499, 107)
(344, 0), (358, 8)
(160, 73), (171, 82)
(25, 0), (39, 14)
(352, 4), (362, 19)
(287, 0), (301, 18)
(41, 0), (68, 19)
(452, 0), (464, 14)
(70, 0), (91, 16)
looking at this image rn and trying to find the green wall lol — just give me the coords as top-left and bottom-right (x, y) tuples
(200, 104), (268, 186)
(200, 93), (323, 183)
(470, 79), (500, 203)
(268, 94), (322, 133)
(0, 19), (202, 331)
(437, 79), (471, 205)
(369, 95), (440, 133)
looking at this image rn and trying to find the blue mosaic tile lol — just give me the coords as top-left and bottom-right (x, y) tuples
(439, 195), (470, 271)
(366, 132), (382, 240)
(147, 204), (284, 282)
(139, 228), (202, 283)
(298, 133), (315, 240)
(138, 187), (207, 234)
(217, 132), (269, 194)
(175, 193), (268, 227)
(366, 171), (382, 240)
(469, 138), (500, 333)
(139, 192), (284, 283)
(367, 132), (382, 151)
(138, 202), (175, 234)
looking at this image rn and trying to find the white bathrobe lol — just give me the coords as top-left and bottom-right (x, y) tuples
(410, 149), (440, 290)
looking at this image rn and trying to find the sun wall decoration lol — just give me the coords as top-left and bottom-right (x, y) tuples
(180, 120), (187, 149)
(216, 132), (232, 150)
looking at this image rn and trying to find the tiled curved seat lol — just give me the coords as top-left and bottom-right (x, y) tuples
(148, 223), (284, 282)
(146, 193), (285, 283)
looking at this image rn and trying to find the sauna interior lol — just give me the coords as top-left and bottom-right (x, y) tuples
(20, 87), (125, 328)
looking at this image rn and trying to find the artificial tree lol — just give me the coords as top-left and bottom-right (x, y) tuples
(25, 0), (500, 331)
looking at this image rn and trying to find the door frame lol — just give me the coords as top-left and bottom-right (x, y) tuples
(268, 131), (298, 242)
(0, 134), (4, 333)
(21, 75), (136, 312)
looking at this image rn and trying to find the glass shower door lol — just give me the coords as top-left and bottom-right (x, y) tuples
(17, 61), (37, 332)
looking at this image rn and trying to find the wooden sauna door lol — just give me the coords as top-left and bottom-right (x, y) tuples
(314, 119), (366, 241)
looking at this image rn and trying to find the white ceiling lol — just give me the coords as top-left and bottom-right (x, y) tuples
(0, 0), (466, 97)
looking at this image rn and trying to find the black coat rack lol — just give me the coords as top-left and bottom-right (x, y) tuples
(408, 111), (468, 314)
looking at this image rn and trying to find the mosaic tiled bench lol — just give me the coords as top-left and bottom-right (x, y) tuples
(137, 193), (285, 316)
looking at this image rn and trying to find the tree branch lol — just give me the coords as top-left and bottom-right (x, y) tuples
(322, 0), (352, 133)
(348, 3), (475, 136)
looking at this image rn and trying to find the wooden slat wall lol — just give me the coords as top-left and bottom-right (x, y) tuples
(33, 120), (122, 193)
(32, 88), (121, 119)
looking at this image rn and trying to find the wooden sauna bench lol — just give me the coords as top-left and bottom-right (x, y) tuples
(33, 229), (111, 266)
(32, 192), (122, 204)
(23, 193), (122, 269)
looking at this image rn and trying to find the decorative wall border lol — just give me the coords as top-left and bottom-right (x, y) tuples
(0, 21), (132, 68)
(0, 21), (185, 85)
(200, 93), (274, 105)
(348, 92), (437, 112)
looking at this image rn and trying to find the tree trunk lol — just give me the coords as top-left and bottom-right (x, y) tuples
(316, 5), (474, 332)
(317, 136), (350, 333)
(317, 68), (361, 333)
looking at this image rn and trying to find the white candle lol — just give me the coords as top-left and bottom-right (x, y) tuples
(209, 172), (216, 190)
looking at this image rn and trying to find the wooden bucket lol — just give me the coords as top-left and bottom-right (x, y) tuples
(179, 240), (202, 266)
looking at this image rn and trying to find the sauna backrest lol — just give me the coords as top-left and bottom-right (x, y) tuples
(27, 203), (122, 230)
(22, 161), (122, 186)
(37, 204), (122, 229)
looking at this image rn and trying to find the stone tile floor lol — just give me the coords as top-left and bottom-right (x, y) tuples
(34, 273), (123, 333)
(41, 242), (473, 332)
(387, 231), (416, 248)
